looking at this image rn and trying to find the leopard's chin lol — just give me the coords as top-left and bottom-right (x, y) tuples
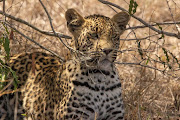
(98, 59), (112, 69)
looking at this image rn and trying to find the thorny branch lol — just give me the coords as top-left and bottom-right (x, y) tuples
(98, 0), (180, 39)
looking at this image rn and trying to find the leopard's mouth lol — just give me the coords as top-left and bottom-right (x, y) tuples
(86, 57), (98, 63)
(98, 58), (112, 69)
(86, 56), (112, 64)
(84, 50), (115, 66)
(85, 57), (112, 70)
(100, 58), (111, 63)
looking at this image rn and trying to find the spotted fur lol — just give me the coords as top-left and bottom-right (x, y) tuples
(0, 9), (130, 120)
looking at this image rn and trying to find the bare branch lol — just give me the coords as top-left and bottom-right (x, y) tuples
(114, 62), (178, 78)
(120, 33), (160, 41)
(0, 78), (14, 95)
(0, 10), (72, 39)
(5, 22), (65, 62)
(115, 62), (162, 71)
(3, 0), (5, 13)
(127, 21), (180, 30)
(98, 0), (180, 39)
(0, 89), (20, 97)
(39, 0), (75, 52)
(166, 0), (180, 34)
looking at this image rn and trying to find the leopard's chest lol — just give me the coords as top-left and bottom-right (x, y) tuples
(64, 62), (123, 119)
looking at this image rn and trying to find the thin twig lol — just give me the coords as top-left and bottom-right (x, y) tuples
(138, 95), (142, 120)
(98, 0), (180, 39)
(0, 10), (72, 39)
(127, 21), (180, 30)
(2, 0), (6, 25)
(166, 0), (180, 34)
(102, 0), (180, 31)
(5, 23), (65, 62)
(115, 62), (179, 78)
(0, 89), (20, 97)
(120, 33), (160, 41)
(0, 78), (14, 94)
(39, 0), (75, 52)
(14, 92), (18, 120)
(115, 62), (163, 72)
(3, 0), (5, 13)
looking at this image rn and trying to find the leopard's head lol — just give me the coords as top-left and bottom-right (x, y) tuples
(65, 9), (130, 67)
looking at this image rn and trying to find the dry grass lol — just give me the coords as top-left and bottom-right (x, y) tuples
(1, 0), (180, 119)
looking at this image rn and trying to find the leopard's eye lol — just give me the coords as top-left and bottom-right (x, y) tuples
(86, 33), (91, 40)
(91, 33), (99, 39)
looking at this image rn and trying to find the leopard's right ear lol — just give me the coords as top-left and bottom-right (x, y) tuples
(111, 11), (130, 33)
(65, 9), (85, 32)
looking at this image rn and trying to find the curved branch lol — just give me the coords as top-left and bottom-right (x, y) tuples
(5, 23), (65, 62)
(114, 62), (177, 78)
(127, 21), (180, 30)
(98, 0), (180, 39)
(0, 10), (72, 39)
(120, 33), (160, 41)
(39, 0), (75, 53)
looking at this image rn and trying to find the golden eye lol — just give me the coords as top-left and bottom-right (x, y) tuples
(86, 33), (91, 39)
(91, 33), (99, 39)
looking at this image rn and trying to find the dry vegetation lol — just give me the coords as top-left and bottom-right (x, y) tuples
(1, 0), (180, 119)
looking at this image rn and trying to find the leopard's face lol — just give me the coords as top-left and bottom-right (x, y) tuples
(65, 9), (130, 67)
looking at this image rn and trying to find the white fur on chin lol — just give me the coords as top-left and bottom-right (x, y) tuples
(98, 59), (112, 70)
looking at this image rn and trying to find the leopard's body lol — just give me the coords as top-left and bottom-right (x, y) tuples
(0, 9), (130, 120)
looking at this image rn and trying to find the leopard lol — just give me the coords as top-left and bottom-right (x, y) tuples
(0, 8), (130, 120)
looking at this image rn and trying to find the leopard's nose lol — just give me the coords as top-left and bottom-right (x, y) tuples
(103, 49), (113, 55)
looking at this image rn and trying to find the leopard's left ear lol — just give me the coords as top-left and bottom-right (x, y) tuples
(111, 11), (130, 31)
(65, 9), (85, 33)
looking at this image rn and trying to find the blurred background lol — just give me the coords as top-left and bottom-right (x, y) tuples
(1, 0), (180, 119)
